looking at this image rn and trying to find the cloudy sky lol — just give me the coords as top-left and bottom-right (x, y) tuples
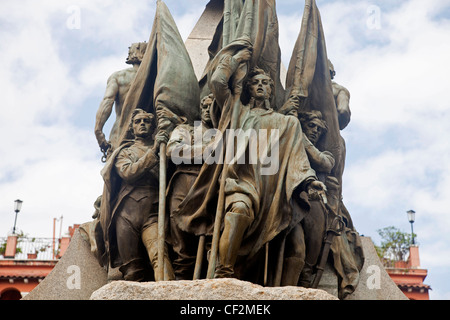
(1, 0), (449, 299)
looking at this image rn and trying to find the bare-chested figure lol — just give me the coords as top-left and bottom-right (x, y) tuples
(94, 42), (147, 156)
(329, 60), (351, 131)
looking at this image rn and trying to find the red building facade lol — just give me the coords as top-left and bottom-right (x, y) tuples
(386, 245), (431, 300)
(0, 225), (79, 300)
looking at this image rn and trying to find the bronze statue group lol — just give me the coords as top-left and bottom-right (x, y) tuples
(88, 0), (364, 300)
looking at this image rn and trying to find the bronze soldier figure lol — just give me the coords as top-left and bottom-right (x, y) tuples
(97, 109), (174, 282)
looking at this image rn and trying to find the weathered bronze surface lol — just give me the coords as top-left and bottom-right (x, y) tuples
(94, 42), (148, 160)
(92, 0), (364, 299)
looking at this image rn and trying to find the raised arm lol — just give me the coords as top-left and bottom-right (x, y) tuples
(332, 82), (351, 130)
(303, 134), (335, 174)
(209, 48), (252, 108)
(95, 74), (119, 151)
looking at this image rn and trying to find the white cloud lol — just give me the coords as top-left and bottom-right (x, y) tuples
(0, 0), (151, 238)
(0, 0), (206, 239)
(1, 0), (449, 299)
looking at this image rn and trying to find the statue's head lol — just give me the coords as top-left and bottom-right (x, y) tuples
(328, 59), (336, 80)
(299, 110), (327, 145)
(129, 108), (155, 138)
(245, 67), (275, 102)
(126, 42), (147, 65)
(200, 94), (214, 127)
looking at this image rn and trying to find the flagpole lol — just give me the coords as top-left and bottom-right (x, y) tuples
(206, 96), (241, 279)
(205, 0), (254, 281)
(157, 142), (167, 281)
(206, 55), (249, 278)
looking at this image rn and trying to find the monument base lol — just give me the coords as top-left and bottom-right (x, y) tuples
(23, 222), (407, 300)
(90, 278), (337, 300)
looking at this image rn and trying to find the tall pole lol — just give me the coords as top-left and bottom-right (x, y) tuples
(53, 218), (56, 260)
(157, 142), (167, 281)
(410, 221), (415, 245)
(12, 212), (18, 234)
(206, 90), (244, 279)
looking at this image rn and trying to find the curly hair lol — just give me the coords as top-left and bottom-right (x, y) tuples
(298, 110), (328, 133)
(201, 93), (214, 107)
(245, 67), (275, 97)
(128, 108), (155, 137)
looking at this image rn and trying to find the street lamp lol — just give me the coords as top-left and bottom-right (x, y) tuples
(13, 199), (23, 234)
(407, 210), (416, 245)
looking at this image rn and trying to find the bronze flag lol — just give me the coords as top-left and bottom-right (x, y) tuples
(285, 0), (341, 170)
(116, 0), (200, 146)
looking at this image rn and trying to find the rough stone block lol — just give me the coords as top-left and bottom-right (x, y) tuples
(90, 278), (338, 300)
(23, 224), (108, 300)
(24, 219), (406, 300)
(345, 237), (408, 300)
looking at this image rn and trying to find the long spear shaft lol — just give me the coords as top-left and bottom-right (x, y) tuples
(311, 201), (344, 288)
(206, 96), (242, 279)
(194, 235), (206, 280)
(157, 142), (167, 281)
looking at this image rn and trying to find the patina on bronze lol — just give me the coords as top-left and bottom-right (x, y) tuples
(94, 42), (147, 161)
(91, 0), (364, 299)
(96, 108), (174, 281)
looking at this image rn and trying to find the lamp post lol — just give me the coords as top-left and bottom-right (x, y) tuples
(407, 210), (416, 245)
(13, 199), (23, 234)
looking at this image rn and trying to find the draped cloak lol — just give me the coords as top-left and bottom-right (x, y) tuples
(96, 141), (161, 269)
(174, 43), (317, 271)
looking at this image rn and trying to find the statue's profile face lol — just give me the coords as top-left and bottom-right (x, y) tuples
(132, 113), (153, 138)
(126, 43), (146, 65)
(303, 120), (323, 145)
(201, 97), (213, 125)
(248, 74), (272, 101)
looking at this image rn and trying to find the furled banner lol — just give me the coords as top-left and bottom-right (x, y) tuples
(117, 0), (200, 145)
(200, 0), (285, 111)
(284, 0), (341, 170)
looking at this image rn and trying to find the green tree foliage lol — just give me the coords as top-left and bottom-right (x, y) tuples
(375, 226), (416, 267)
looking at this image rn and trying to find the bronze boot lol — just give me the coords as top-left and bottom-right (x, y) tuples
(141, 224), (175, 281)
(298, 262), (315, 288)
(281, 257), (305, 286)
(214, 212), (252, 278)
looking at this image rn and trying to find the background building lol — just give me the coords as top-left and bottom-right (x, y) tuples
(0, 224), (79, 300)
(385, 244), (431, 300)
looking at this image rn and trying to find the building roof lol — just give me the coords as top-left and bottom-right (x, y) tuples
(0, 259), (57, 279)
(0, 270), (48, 279)
(397, 283), (432, 290)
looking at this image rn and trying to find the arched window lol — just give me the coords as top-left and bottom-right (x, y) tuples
(0, 288), (22, 300)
